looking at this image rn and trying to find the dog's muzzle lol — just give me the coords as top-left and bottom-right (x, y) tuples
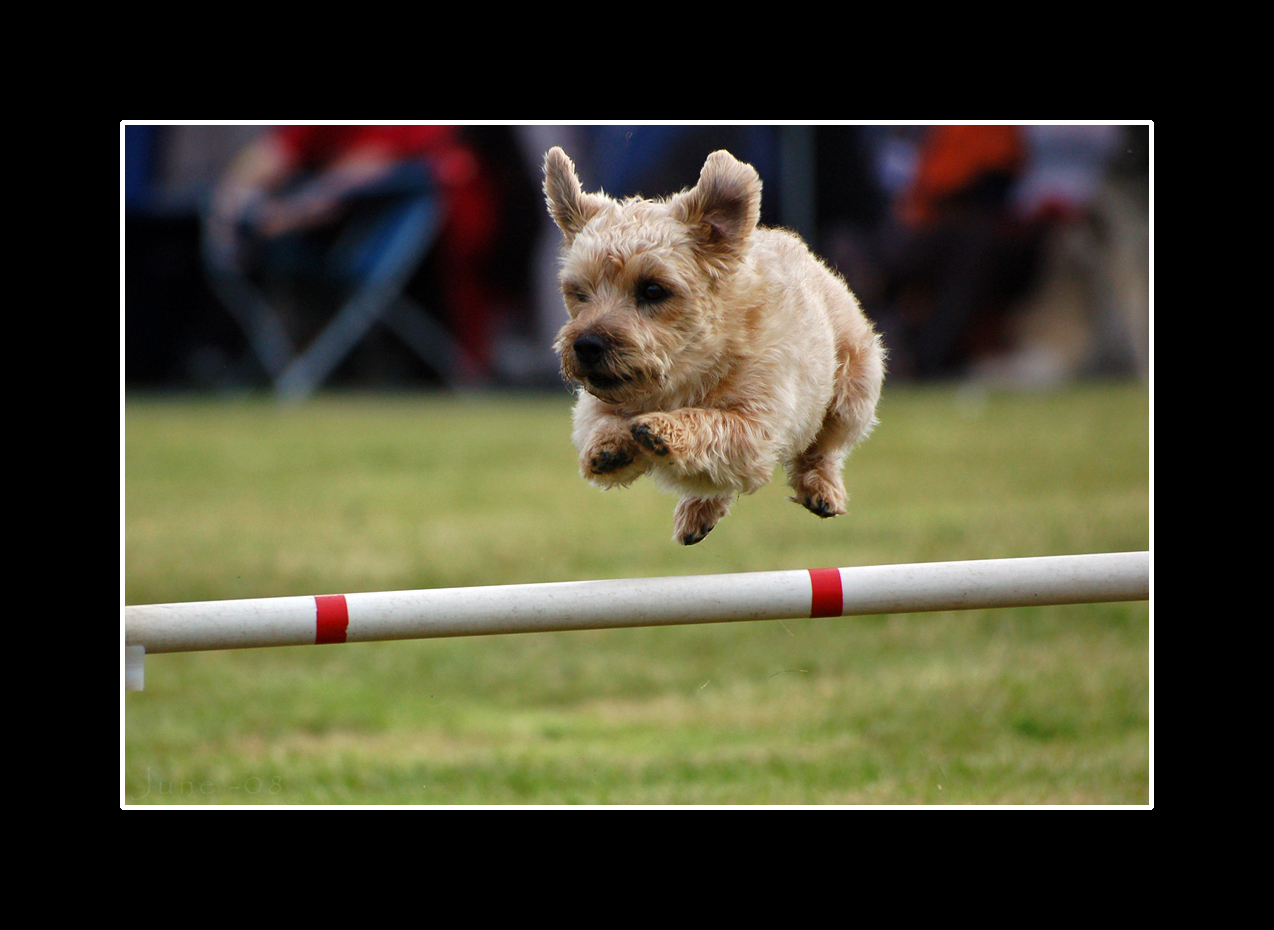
(563, 330), (640, 397)
(572, 333), (608, 369)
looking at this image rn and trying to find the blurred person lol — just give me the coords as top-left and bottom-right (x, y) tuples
(877, 124), (1039, 379)
(811, 126), (891, 322)
(205, 125), (498, 384)
(997, 124), (1141, 381)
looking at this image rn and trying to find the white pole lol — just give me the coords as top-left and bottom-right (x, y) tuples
(125, 552), (1149, 661)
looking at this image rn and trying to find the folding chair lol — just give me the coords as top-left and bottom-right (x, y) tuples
(202, 163), (482, 398)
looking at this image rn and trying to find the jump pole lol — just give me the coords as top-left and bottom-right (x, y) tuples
(124, 551), (1148, 690)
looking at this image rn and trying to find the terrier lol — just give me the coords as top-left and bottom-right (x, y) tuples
(544, 146), (885, 545)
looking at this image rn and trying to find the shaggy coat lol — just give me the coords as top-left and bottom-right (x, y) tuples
(545, 146), (885, 544)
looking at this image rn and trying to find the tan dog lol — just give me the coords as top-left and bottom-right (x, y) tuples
(544, 146), (885, 545)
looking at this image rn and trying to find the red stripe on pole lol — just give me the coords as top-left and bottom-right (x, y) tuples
(808, 568), (843, 618)
(315, 594), (349, 644)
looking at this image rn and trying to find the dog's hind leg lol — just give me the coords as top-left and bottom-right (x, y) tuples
(787, 409), (854, 518)
(788, 331), (884, 519)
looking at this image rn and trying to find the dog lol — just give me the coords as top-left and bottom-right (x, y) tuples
(544, 146), (885, 545)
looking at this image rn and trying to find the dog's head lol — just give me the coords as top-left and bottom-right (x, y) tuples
(544, 146), (762, 407)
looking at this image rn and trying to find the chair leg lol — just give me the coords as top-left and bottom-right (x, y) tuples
(381, 296), (487, 386)
(273, 199), (441, 399)
(205, 192), (469, 397)
(202, 245), (297, 379)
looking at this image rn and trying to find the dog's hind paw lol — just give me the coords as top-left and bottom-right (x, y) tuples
(680, 520), (714, 545)
(674, 496), (732, 545)
(794, 494), (844, 518)
(789, 472), (847, 519)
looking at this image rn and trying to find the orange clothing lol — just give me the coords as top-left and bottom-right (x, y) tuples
(900, 125), (1025, 225)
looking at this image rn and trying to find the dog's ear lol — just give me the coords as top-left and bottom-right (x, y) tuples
(544, 147), (604, 241)
(672, 150), (761, 260)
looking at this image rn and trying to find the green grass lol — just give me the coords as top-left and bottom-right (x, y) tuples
(123, 383), (1151, 805)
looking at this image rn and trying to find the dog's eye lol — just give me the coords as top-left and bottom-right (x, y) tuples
(566, 287), (589, 304)
(637, 281), (671, 304)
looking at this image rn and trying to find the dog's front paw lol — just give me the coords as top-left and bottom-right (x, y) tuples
(589, 443), (635, 474)
(581, 429), (648, 487)
(631, 412), (686, 460)
(631, 423), (669, 457)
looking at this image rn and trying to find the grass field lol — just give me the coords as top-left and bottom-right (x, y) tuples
(122, 382), (1151, 805)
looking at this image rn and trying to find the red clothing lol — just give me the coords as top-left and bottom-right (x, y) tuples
(273, 125), (459, 170)
(269, 124), (497, 375)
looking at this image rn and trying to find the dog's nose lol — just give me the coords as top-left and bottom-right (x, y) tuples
(573, 333), (607, 367)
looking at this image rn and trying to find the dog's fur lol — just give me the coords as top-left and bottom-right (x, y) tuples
(544, 146), (885, 544)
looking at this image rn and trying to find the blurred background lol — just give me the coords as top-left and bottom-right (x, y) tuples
(122, 123), (1150, 395)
